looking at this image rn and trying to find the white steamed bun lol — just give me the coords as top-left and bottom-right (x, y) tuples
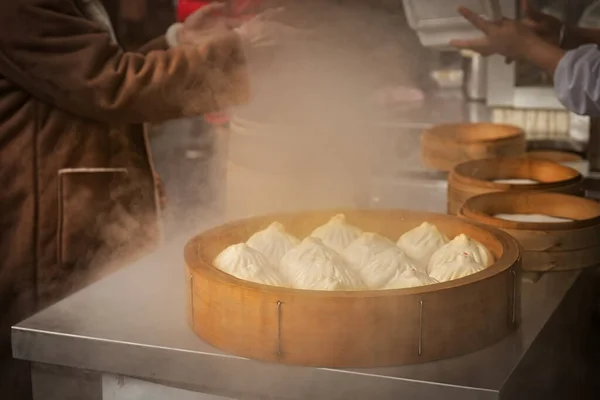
(310, 214), (362, 253)
(429, 254), (485, 282)
(280, 237), (364, 291)
(356, 247), (418, 289)
(428, 234), (493, 274)
(342, 232), (396, 268)
(397, 222), (449, 268)
(246, 222), (300, 265)
(214, 243), (287, 286)
(384, 267), (439, 289)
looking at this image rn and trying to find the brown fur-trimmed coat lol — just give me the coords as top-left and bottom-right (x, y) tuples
(0, 0), (248, 397)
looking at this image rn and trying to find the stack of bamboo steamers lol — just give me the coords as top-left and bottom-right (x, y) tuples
(422, 123), (600, 272)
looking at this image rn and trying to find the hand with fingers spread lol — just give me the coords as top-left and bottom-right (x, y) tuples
(450, 6), (540, 59)
(520, 0), (563, 46)
(521, 0), (600, 50)
(451, 4), (567, 95)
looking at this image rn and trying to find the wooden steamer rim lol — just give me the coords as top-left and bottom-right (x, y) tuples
(185, 209), (521, 368)
(421, 123), (526, 172)
(458, 192), (600, 272)
(424, 123), (524, 144)
(451, 157), (582, 190)
(526, 150), (584, 163)
(447, 157), (584, 215)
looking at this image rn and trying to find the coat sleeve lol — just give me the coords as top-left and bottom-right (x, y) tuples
(554, 44), (600, 117)
(0, 0), (249, 124)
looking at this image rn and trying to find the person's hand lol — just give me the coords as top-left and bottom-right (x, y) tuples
(450, 6), (540, 59)
(234, 8), (312, 48)
(178, 3), (236, 46)
(520, 0), (563, 46)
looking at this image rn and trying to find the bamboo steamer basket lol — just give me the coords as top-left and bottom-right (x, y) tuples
(184, 209), (521, 368)
(421, 123), (526, 172)
(447, 157), (583, 215)
(458, 192), (600, 272)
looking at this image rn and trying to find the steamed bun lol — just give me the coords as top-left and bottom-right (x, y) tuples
(246, 222), (300, 265)
(310, 214), (362, 253)
(356, 247), (418, 289)
(280, 237), (364, 291)
(397, 222), (449, 268)
(428, 234), (493, 274)
(429, 254), (485, 282)
(214, 243), (287, 286)
(384, 267), (439, 289)
(342, 232), (396, 268)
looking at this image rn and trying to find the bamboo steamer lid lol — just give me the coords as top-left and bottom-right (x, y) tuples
(447, 157), (583, 215)
(458, 192), (600, 272)
(184, 209), (521, 368)
(421, 123), (526, 172)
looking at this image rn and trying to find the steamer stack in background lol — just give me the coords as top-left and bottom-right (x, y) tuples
(421, 122), (599, 273)
(447, 158), (583, 215)
(458, 192), (600, 272)
(421, 123), (526, 173)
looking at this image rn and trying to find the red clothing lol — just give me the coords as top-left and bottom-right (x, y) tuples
(177, 0), (262, 21)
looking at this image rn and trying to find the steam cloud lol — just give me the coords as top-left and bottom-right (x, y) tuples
(173, 0), (429, 229)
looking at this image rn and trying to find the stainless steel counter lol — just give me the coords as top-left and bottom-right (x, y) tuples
(12, 232), (593, 400)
